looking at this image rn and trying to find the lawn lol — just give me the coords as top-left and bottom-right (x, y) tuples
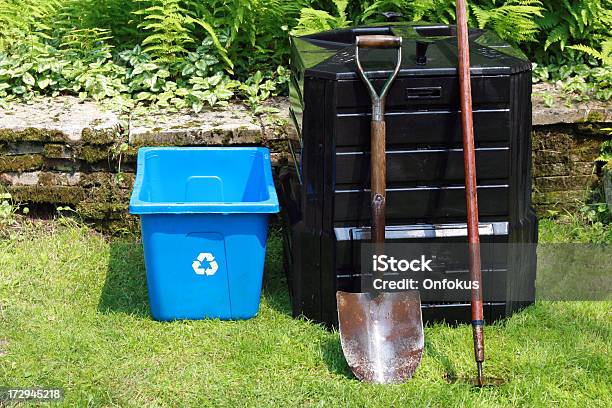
(0, 219), (610, 407)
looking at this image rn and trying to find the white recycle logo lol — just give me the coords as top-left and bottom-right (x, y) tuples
(192, 252), (219, 276)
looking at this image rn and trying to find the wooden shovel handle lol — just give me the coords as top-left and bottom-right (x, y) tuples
(356, 35), (402, 48)
(371, 120), (386, 248)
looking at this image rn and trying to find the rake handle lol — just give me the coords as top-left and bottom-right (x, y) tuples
(456, 0), (485, 382)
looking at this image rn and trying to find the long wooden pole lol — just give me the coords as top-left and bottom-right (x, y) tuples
(456, 0), (485, 386)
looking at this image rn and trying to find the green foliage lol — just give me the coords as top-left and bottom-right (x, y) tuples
(531, 0), (612, 65)
(538, 216), (611, 243)
(133, 0), (195, 64)
(0, 192), (28, 228)
(0, 41), (127, 103)
(292, 0), (351, 36)
(354, 0), (543, 44)
(0, 192), (18, 226)
(239, 66), (290, 113)
(470, 0), (543, 43)
(0, 0), (610, 110)
(351, 0), (456, 25)
(133, 0), (229, 70)
(0, 0), (60, 50)
(185, 0), (308, 77)
(533, 63), (612, 102)
(55, 0), (144, 51)
(596, 133), (612, 169)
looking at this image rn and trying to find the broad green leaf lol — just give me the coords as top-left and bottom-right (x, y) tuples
(195, 60), (208, 72)
(38, 78), (51, 89)
(192, 101), (203, 113)
(22, 72), (35, 86)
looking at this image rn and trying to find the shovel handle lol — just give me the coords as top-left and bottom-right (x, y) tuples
(355, 35), (402, 281)
(356, 35), (402, 48)
(371, 120), (386, 248)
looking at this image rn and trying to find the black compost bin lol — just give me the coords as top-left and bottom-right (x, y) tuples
(279, 22), (538, 327)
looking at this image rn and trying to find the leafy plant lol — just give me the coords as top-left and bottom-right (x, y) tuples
(0, 0), (610, 111)
(532, 63), (612, 103)
(470, 0), (543, 43)
(239, 66), (290, 113)
(0, 192), (28, 227)
(134, 0), (194, 63)
(0, 0), (60, 50)
(596, 133), (612, 170)
(292, 0), (351, 36)
(532, 0), (612, 65)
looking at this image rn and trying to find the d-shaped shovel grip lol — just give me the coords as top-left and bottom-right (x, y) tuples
(354, 35), (402, 256)
(356, 35), (402, 48)
(355, 35), (403, 123)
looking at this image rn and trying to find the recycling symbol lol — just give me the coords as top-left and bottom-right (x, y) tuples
(192, 252), (219, 276)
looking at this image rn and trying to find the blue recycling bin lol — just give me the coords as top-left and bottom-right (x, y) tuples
(129, 147), (279, 321)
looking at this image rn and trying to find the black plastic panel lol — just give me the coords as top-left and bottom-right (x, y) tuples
(335, 147), (509, 185)
(334, 185), (509, 222)
(335, 76), (510, 109)
(334, 109), (511, 147)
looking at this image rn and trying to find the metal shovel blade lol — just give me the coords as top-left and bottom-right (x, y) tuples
(336, 290), (424, 384)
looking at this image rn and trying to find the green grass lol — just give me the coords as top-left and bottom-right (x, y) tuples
(0, 219), (610, 407)
(538, 217), (611, 244)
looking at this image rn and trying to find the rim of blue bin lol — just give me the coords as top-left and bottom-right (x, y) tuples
(129, 147), (280, 214)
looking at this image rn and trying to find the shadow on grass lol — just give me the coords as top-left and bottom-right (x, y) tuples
(425, 341), (457, 379)
(261, 226), (293, 316)
(98, 239), (150, 317)
(320, 336), (354, 379)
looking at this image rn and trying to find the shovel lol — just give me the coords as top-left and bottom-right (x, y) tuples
(336, 35), (424, 384)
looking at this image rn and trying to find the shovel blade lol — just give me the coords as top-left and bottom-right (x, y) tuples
(336, 290), (424, 384)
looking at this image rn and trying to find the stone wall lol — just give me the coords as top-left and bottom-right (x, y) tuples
(0, 85), (610, 231)
(530, 84), (611, 216)
(0, 97), (292, 232)
(531, 123), (608, 216)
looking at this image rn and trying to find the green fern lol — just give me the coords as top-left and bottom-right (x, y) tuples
(355, 0), (456, 24)
(54, 0), (143, 51)
(534, 0), (612, 64)
(470, 1), (543, 43)
(134, 0), (231, 71)
(0, 0), (61, 49)
(133, 1), (195, 64)
(568, 41), (612, 65)
(292, 0), (351, 36)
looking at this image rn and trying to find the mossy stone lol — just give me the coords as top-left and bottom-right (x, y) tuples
(0, 128), (66, 143)
(532, 190), (586, 205)
(81, 128), (116, 145)
(586, 110), (605, 123)
(76, 201), (129, 220)
(43, 144), (73, 159)
(534, 175), (597, 192)
(75, 145), (110, 163)
(8, 186), (85, 204)
(0, 154), (44, 172)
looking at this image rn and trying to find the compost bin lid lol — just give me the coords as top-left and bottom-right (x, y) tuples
(292, 23), (531, 80)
